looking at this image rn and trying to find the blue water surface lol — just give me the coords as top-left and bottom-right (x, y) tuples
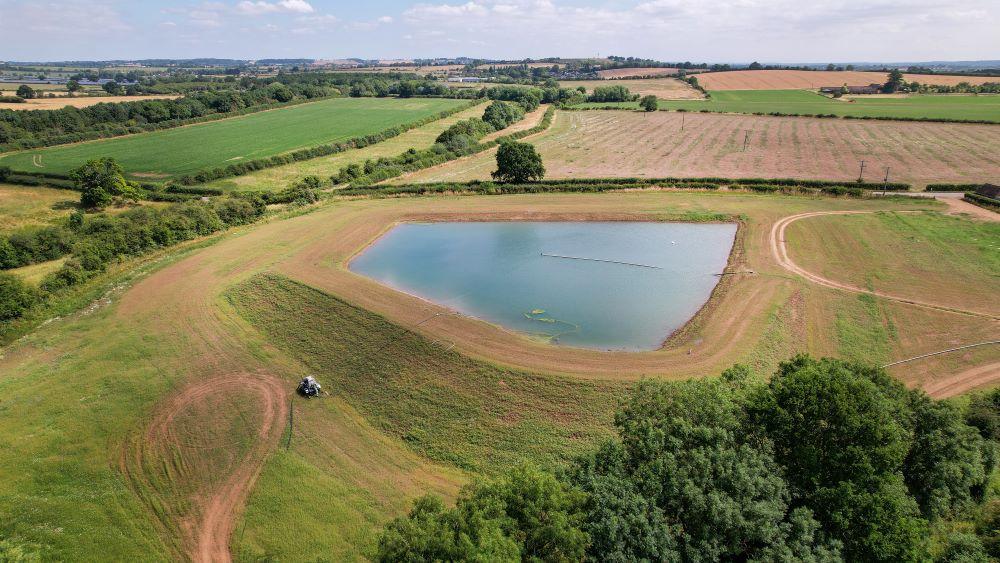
(350, 221), (737, 351)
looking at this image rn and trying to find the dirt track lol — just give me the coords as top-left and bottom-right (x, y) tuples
(120, 373), (287, 562)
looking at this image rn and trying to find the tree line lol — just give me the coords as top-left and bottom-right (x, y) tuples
(378, 356), (1000, 562)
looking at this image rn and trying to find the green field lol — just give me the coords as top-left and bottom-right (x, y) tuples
(574, 90), (1000, 121)
(0, 97), (466, 181)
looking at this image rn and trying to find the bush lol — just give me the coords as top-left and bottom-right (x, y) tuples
(0, 273), (39, 321)
(482, 101), (526, 130)
(588, 85), (637, 103)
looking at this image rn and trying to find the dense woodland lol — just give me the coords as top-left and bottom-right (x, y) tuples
(378, 357), (1000, 562)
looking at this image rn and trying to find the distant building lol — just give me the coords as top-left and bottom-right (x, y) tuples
(446, 77), (488, 83)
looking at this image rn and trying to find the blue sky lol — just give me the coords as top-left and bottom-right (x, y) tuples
(0, 0), (997, 62)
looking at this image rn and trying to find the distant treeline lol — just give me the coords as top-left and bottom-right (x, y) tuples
(0, 72), (482, 151)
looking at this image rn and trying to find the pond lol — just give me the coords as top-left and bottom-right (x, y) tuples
(349, 221), (737, 351)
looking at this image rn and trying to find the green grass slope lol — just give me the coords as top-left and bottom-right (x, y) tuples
(226, 273), (623, 559)
(575, 90), (1000, 121)
(0, 97), (465, 181)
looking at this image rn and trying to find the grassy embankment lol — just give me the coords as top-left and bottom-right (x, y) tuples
(226, 273), (623, 559)
(0, 97), (467, 181)
(573, 89), (1000, 121)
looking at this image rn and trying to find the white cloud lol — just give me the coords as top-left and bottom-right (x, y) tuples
(236, 0), (314, 15)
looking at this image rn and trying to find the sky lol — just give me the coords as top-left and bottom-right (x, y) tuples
(0, 0), (997, 63)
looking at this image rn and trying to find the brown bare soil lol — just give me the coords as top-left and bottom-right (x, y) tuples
(559, 78), (704, 100)
(402, 111), (1000, 188)
(0, 94), (180, 111)
(695, 70), (1000, 90)
(597, 67), (680, 79)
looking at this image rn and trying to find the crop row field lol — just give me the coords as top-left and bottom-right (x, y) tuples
(574, 89), (1000, 121)
(397, 110), (1000, 188)
(694, 69), (1000, 90)
(0, 97), (467, 181)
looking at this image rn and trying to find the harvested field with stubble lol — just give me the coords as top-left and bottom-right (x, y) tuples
(400, 110), (1000, 188)
(0, 94), (181, 111)
(560, 77), (704, 99)
(695, 69), (1000, 90)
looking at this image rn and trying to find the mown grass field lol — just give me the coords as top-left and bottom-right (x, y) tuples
(0, 183), (78, 233)
(787, 211), (1000, 314)
(205, 103), (487, 192)
(574, 90), (1000, 121)
(0, 97), (466, 181)
(399, 109), (1000, 188)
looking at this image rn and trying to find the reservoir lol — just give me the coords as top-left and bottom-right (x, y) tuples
(350, 221), (737, 351)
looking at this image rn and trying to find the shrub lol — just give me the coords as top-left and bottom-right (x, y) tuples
(0, 273), (39, 321)
(588, 85), (637, 103)
(483, 101), (526, 130)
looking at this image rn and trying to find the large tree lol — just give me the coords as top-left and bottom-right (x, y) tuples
(15, 85), (36, 99)
(492, 141), (544, 183)
(69, 157), (140, 208)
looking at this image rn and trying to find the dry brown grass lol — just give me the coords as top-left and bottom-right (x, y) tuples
(560, 78), (704, 100)
(401, 110), (1000, 188)
(695, 70), (1000, 90)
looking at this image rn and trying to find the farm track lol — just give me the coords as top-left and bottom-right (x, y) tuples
(770, 210), (999, 319)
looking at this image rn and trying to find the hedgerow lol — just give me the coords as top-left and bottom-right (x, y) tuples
(339, 106), (556, 188)
(339, 177), (887, 198)
(964, 192), (1000, 211)
(926, 183), (988, 192)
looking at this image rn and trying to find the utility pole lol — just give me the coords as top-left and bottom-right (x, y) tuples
(681, 113), (685, 131)
(857, 160), (866, 183)
(882, 166), (890, 196)
(743, 130), (751, 151)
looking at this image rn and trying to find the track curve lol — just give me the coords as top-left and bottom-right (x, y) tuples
(120, 373), (287, 563)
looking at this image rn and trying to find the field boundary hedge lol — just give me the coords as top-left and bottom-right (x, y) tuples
(562, 103), (1000, 124)
(171, 98), (485, 186)
(341, 106), (556, 188)
(964, 192), (1000, 212)
(926, 183), (987, 192)
(339, 176), (911, 198)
